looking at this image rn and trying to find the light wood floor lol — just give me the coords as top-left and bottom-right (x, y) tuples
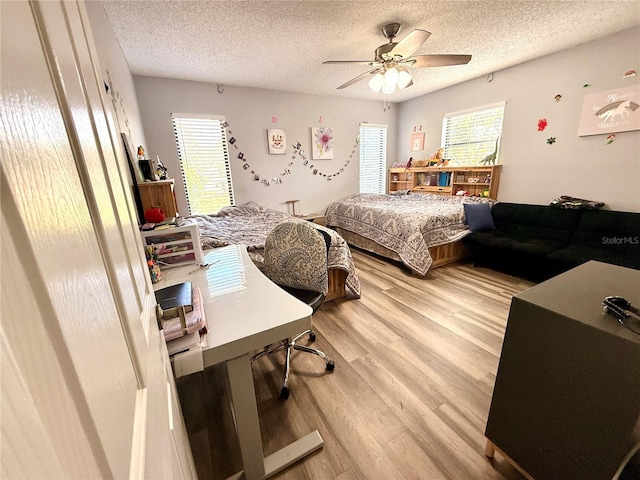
(176, 249), (535, 480)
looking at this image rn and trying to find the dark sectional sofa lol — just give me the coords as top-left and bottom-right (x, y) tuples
(463, 202), (640, 281)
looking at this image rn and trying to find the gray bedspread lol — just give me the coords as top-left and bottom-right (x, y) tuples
(186, 202), (361, 298)
(326, 193), (493, 275)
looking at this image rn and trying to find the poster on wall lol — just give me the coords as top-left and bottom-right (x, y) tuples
(578, 84), (640, 136)
(410, 132), (425, 151)
(267, 128), (286, 154)
(311, 126), (334, 159)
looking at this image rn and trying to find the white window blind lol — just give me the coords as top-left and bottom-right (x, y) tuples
(441, 103), (505, 165)
(172, 114), (235, 215)
(359, 124), (387, 194)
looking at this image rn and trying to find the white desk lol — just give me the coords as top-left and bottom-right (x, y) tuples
(155, 245), (323, 480)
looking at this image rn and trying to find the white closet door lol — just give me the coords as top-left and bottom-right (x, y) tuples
(0, 1), (195, 478)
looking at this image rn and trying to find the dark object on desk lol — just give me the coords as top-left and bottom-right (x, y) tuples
(253, 220), (335, 400)
(138, 159), (154, 180)
(121, 134), (145, 224)
(156, 282), (193, 317)
(163, 285), (207, 346)
(603, 295), (640, 335)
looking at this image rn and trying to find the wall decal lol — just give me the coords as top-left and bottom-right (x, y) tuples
(272, 116), (278, 123)
(538, 118), (548, 131)
(223, 122), (356, 185)
(606, 134), (616, 144)
(267, 129), (287, 154)
(555, 94), (562, 102)
(311, 126), (334, 159)
(547, 137), (556, 144)
(623, 70), (636, 79)
(578, 84), (640, 136)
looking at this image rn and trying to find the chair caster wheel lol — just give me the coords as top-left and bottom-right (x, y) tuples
(326, 360), (335, 371)
(280, 386), (290, 400)
(309, 332), (316, 342)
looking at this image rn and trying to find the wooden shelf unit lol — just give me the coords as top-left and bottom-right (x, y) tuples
(387, 167), (414, 193)
(389, 165), (502, 199)
(137, 179), (178, 218)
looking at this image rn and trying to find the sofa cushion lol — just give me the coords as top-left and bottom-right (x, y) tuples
(547, 245), (640, 271)
(491, 203), (581, 245)
(569, 210), (640, 256)
(463, 203), (495, 232)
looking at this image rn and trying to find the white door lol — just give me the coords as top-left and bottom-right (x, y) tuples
(0, 1), (195, 478)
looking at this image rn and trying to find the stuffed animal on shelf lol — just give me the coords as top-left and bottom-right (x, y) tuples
(429, 148), (448, 166)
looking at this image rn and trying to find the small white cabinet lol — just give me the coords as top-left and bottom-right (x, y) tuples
(141, 224), (203, 268)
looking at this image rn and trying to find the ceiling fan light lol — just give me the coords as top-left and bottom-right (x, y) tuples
(368, 73), (384, 92)
(397, 69), (413, 89)
(383, 67), (399, 87)
(382, 82), (396, 94)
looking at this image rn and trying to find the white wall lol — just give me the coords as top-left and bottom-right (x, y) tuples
(398, 26), (640, 212)
(88, 0), (638, 214)
(133, 77), (398, 216)
(85, 2), (147, 158)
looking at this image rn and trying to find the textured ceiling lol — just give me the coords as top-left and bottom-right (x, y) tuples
(101, 1), (640, 103)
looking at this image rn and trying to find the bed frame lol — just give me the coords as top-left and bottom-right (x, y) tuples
(331, 227), (468, 274)
(326, 268), (347, 301)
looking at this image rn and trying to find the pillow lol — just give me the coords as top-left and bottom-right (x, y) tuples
(390, 189), (410, 196)
(463, 203), (495, 232)
(549, 195), (605, 210)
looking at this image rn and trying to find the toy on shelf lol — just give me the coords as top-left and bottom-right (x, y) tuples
(411, 158), (429, 167)
(427, 147), (448, 166)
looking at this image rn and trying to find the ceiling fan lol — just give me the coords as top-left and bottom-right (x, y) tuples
(323, 23), (472, 93)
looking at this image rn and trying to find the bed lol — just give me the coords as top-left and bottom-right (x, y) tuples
(325, 192), (493, 275)
(186, 202), (361, 301)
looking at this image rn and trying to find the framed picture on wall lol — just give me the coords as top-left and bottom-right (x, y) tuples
(410, 132), (425, 151)
(311, 126), (334, 159)
(578, 84), (640, 136)
(267, 128), (287, 154)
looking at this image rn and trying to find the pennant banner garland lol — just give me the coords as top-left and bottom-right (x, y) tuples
(224, 122), (358, 186)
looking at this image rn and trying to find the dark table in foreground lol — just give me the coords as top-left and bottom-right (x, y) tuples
(485, 261), (640, 480)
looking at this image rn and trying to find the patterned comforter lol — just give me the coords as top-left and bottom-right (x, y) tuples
(326, 193), (493, 275)
(186, 202), (361, 298)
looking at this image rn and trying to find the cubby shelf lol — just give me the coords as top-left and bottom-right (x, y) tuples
(140, 223), (203, 269)
(388, 165), (502, 199)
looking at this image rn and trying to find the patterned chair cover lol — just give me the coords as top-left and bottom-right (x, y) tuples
(263, 221), (329, 296)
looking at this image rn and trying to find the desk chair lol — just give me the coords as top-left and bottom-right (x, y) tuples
(252, 220), (335, 400)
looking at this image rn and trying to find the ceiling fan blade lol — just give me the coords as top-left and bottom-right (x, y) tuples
(390, 29), (431, 58)
(323, 60), (381, 67)
(404, 54), (472, 68)
(336, 68), (382, 89)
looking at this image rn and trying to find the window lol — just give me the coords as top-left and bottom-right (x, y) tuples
(359, 123), (387, 194)
(441, 102), (505, 165)
(171, 114), (235, 215)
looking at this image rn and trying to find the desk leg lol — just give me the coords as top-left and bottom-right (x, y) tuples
(226, 353), (324, 480)
(227, 353), (265, 480)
